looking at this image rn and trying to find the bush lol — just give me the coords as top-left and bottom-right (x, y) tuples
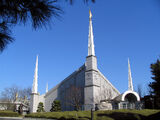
(0, 110), (19, 117)
(50, 100), (61, 112)
(37, 102), (45, 112)
(25, 111), (90, 119)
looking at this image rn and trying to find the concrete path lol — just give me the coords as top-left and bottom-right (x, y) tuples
(24, 118), (55, 120)
(0, 117), (56, 120)
(0, 117), (23, 120)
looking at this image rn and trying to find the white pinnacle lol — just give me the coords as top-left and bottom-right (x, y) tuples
(88, 10), (95, 56)
(128, 58), (133, 91)
(46, 82), (48, 93)
(32, 55), (38, 93)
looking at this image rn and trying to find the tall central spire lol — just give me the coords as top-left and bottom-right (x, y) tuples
(88, 10), (95, 56)
(32, 55), (38, 93)
(128, 58), (133, 91)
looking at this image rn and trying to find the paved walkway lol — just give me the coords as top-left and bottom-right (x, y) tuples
(0, 117), (23, 120)
(0, 117), (56, 120)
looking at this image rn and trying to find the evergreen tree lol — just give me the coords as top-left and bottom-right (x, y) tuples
(50, 100), (61, 112)
(149, 59), (160, 109)
(37, 102), (45, 112)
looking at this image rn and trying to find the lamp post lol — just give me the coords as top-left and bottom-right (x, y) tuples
(91, 108), (93, 120)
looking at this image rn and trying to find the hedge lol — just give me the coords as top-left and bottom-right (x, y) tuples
(26, 111), (91, 120)
(0, 110), (19, 117)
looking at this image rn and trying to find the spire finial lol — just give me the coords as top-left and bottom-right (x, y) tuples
(88, 10), (95, 56)
(89, 10), (92, 20)
(128, 58), (134, 91)
(32, 55), (38, 93)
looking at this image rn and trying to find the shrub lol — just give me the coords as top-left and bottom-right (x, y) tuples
(37, 102), (45, 112)
(0, 110), (19, 117)
(50, 100), (61, 112)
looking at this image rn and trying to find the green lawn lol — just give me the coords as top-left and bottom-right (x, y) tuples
(0, 110), (19, 117)
(25, 109), (160, 120)
(26, 111), (90, 120)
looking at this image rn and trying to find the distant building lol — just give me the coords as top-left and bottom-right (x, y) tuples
(30, 10), (141, 112)
(0, 94), (29, 114)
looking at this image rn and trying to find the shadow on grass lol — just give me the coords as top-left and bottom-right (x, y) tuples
(147, 111), (160, 120)
(97, 112), (145, 120)
(58, 117), (89, 120)
(97, 111), (160, 120)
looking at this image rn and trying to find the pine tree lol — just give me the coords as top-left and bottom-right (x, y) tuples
(37, 102), (45, 112)
(50, 100), (61, 112)
(149, 59), (160, 109)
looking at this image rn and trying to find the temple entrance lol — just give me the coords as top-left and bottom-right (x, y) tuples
(124, 93), (137, 102)
(123, 93), (138, 109)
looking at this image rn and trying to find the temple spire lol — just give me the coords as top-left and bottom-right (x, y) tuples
(88, 10), (95, 56)
(46, 82), (48, 93)
(32, 55), (38, 93)
(128, 58), (133, 91)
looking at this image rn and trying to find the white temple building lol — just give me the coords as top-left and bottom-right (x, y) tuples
(30, 10), (141, 112)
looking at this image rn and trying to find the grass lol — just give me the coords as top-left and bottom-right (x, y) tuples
(26, 111), (91, 120)
(95, 109), (160, 120)
(0, 110), (19, 117)
(25, 109), (160, 120)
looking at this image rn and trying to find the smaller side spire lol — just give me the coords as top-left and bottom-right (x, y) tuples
(128, 58), (133, 91)
(32, 55), (38, 94)
(46, 82), (48, 93)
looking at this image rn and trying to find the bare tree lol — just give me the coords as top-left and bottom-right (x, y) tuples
(0, 85), (31, 102)
(147, 83), (152, 96)
(0, 85), (19, 102)
(19, 87), (32, 100)
(0, 85), (31, 110)
(93, 88), (113, 110)
(95, 88), (113, 104)
(137, 84), (143, 98)
(65, 85), (83, 111)
(105, 89), (113, 101)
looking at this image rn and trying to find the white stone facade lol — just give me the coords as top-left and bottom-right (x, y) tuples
(30, 60), (120, 112)
(30, 93), (45, 113)
(29, 11), (140, 112)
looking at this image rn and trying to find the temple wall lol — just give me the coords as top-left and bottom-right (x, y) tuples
(44, 86), (58, 112)
(84, 55), (120, 111)
(97, 70), (120, 101)
(38, 94), (45, 104)
(30, 94), (45, 113)
(44, 65), (85, 111)
(31, 65), (120, 112)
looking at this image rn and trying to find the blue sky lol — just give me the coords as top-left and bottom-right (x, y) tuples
(0, 0), (160, 95)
